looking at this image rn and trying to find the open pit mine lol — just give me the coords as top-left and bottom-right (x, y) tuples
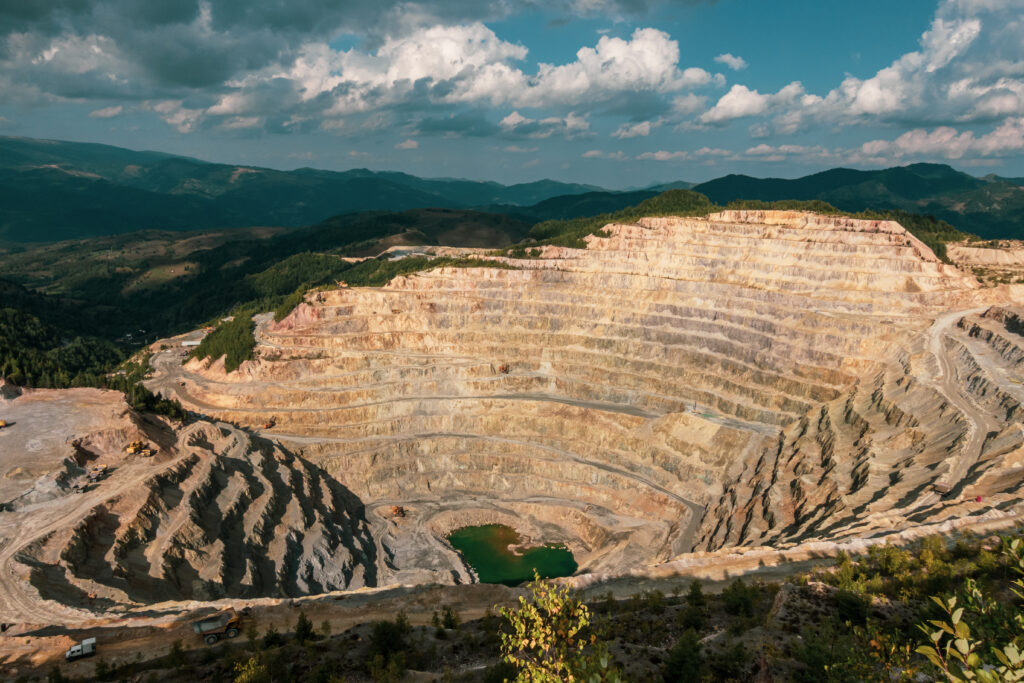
(3, 209), (1024, 627)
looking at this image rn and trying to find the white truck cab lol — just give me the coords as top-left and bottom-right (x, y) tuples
(65, 637), (97, 661)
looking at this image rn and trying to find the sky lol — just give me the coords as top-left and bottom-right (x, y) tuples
(1, 0), (1023, 188)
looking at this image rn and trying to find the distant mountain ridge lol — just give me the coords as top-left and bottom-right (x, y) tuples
(3, 136), (1024, 242)
(0, 137), (604, 242)
(691, 163), (1024, 239)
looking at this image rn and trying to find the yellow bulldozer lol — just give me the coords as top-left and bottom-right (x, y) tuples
(124, 440), (145, 455)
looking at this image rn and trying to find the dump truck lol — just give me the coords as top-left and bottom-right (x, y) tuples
(193, 610), (241, 645)
(65, 637), (97, 661)
(262, 418), (276, 429)
(87, 465), (109, 482)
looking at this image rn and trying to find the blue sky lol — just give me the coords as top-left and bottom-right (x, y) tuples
(1, 0), (1023, 187)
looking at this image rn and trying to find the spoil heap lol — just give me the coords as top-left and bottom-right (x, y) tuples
(21, 420), (376, 608)
(150, 210), (1021, 578)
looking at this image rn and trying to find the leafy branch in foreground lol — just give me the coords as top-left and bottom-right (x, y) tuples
(917, 539), (1024, 682)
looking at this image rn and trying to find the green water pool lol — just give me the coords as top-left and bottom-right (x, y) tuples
(447, 524), (577, 586)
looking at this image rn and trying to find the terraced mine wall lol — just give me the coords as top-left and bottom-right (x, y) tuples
(138, 210), (1024, 590)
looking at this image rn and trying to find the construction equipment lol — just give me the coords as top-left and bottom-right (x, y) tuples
(87, 465), (109, 482)
(262, 418), (276, 429)
(65, 637), (97, 661)
(390, 505), (406, 518)
(125, 440), (144, 454)
(0, 420), (7, 429)
(498, 364), (510, 374)
(192, 609), (241, 645)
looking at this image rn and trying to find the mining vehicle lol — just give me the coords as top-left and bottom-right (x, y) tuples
(262, 418), (276, 429)
(125, 440), (144, 454)
(87, 465), (109, 482)
(0, 420), (8, 429)
(193, 610), (241, 645)
(65, 637), (97, 661)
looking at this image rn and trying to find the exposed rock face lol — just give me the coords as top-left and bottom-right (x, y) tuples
(26, 421), (377, 606)
(147, 211), (1024, 581)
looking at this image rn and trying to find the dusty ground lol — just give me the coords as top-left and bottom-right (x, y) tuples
(0, 387), (128, 504)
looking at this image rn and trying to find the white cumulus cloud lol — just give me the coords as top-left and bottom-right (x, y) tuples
(612, 120), (659, 138)
(89, 105), (123, 118)
(714, 53), (747, 71)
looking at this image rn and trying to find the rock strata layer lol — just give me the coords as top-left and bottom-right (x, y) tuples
(147, 210), (1023, 580)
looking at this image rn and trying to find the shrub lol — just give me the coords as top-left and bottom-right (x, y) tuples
(233, 656), (271, 683)
(368, 613), (412, 660)
(262, 625), (284, 648)
(835, 589), (870, 626)
(169, 638), (186, 669)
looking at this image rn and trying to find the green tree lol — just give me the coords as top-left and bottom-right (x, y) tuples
(722, 579), (754, 617)
(499, 572), (621, 682)
(295, 610), (314, 643)
(662, 629), (702, 682)
(685, 580), (705, 608)
(442, 605), (460, 630)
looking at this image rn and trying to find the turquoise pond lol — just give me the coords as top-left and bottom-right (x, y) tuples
(446, 524), (577, 586)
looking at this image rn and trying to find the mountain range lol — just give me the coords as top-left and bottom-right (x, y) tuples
(690, 164), (1024, 239)
(0, 137), (600, 242)
(3, 136), (1024, 242)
